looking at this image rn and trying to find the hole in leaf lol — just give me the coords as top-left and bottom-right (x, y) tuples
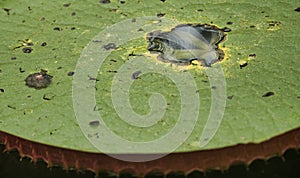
(147, 24), (226, 67)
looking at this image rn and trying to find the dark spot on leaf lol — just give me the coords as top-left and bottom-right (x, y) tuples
(268, 21), (281, 27)
(102, 43), (117, 50)
(222, 27), (231, 32)
(8, 105), (16, 110)
(107, 70), (117, 73)
(110, 59), (117, 62)
(25, 69), (53, 89)
(0, 88), (4, 93)
(53, 27), (61, 31)
(262, 91), (274, 97)
(295, 7), (300, 12)
(227, 95), (234, 100)
(120, 12), (127, 16)
(92, 40), (102, 43)
(226, 21), (233, 25)
(137, 28), (144, 32)
(160, 0), (166, 2)
(89, 120), (100, 127)
(109, 8), (118, 12)
(67, 71), (75, 76)
(2, 8), (11, 15)
(249, 25), (256, 28)
(19, 67), (25, 73)
(88, 76), (99, 82)
(71, 27), (76, 30)
(43, 93), (56, 100)
(28, 6), (32, 11)
(240, 62), (248, 69)
(40, 17), (45, 21)
(197, 9), (203, 12)
(249, 53), (256, 58)
(131, 18), (136, 23)
(41, 42), (47, 46)
(132, 70), (141, 79)
(211, 86), (217, 90)
(22, 47), (33, 53)
(57, 66), (62, 70)
(99, 0), (110, 4)
(157, 13), (165, 18)
(63, 3), (71, 7)
(71, 12), (76, 16)
(120, 1), (125, 4)
(11, 56), (16, 60)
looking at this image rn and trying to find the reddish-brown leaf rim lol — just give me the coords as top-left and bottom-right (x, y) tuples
(0, 127), (299, 176)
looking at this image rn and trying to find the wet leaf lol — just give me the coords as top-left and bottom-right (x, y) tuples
(0, 0), (299, 154)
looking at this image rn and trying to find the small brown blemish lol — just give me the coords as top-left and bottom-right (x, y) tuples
(227, 95), (234, 100)
(71, 12), (76, 16)
(99, 0), (110, 4)
(89, 120), (100, 127)
(240, 62), (248, 69)
(41, 42), (47, 46)
(63, 3), (71, 7)
(19, 67), (25, 73)
(0, 88), (4, 93)
(22, 47), (33, 53)
(25, 69), (53, 89)
(295, 7), (300, 12)
(8, 105), (16, 110)
(2, 8), (11, 15)
(43, 93), (56, 100)
(226, 21), (233, 25)
(262, 91), (274, 97)
(102, 43), (117, 50)
(249, 53), (256, 57)
(53, 27), (62, 31)
(157, 13), (165, 18)
(67, 71), (75, 76)
(132, 70), (141, 79)
(11, 56), (17, 60)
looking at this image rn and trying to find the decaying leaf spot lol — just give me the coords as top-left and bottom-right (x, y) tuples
(102, 43), (117, 50)
(22, 47), (33, 53)
(0, 88), (4, 93)
(25, 69), (53, 89)
(99, 0), (110, 4)
(227, 95), (234, 100)
(262, 91), (274, 97)
(240, 62), (248, 69)
(147, 24), (226, 67)
(41, 42), (47, 46)
(89, 120), (100, 127)
(43, 93), (56, 100)
(67, 71), (75, 76)
(157, 13), (165, 18)
(2, 8), (11, 15)
(132, 70), (141, 79)
(295, 7), (300, 12)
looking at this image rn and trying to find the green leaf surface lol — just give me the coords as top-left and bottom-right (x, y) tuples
(0, 0), (299, 153)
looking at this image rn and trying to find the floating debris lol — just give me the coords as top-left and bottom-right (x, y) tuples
(25, 69), (53, 89)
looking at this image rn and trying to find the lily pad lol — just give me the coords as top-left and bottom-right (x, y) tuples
(0, 0), (299, 162)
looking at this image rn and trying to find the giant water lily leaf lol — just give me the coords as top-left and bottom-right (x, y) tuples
(0, 0), (299, 163)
